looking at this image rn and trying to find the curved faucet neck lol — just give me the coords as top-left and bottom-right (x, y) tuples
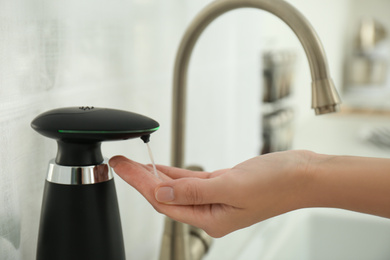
(171, 0), (341, 167)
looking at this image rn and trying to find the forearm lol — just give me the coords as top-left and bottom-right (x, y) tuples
(306, 153), (390, 218)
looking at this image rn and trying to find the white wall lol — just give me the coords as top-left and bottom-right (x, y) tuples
(0, 0), (356, 259)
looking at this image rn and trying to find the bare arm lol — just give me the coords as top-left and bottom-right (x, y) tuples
(307, 153), (390, 218)
(109, 150), (390, 238)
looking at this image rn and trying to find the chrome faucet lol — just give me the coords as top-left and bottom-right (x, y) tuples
(160, 0), (342, 259)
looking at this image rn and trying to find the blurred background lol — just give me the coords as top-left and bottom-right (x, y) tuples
(2, 0), (390, 259)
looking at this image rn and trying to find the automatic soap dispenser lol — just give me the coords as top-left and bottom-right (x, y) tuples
(31, 106), (159, 260)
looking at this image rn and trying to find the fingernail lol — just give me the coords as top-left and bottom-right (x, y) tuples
(155, 187), (175, 203)
(108, 159), (117, 168)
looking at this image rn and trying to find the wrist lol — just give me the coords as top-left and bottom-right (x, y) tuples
(292, 150), (331, 210)
(298, 152), (356, 211)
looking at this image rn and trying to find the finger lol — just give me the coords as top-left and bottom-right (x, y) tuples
(110, 155), (153, 173)
(113, 160), (161, 196)
(143, 164), (171, 182)
(109, 155), (131, 167)
(109, 159), (201, 224)
(110, 155), (170, 180)
(156, 165), (211, 179)
(155, 176), (230, 205)
(110, 158), (214, 226)
(209, 168), (230, 178)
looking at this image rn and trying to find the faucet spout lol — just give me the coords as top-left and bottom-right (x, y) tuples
(162, 1), (342, 259)
(171, 0), (341, 167)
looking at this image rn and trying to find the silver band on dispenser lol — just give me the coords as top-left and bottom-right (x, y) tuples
(46, 159), (114, 185)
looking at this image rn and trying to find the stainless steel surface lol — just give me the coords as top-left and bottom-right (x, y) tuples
(160, 218), (191, 260)
(46, 159), (113, 185)
(357, 18), (387, 52)
(361, 126), (390, 149)
(346, 56), (388, 86)
(164, 0), (342, 259)
(159, 218), (213, 260)
(345, 18), (388, 86)
(262, 108), (295, 154)
(189, 225), (213, 260)
(263, 51), (296, 102)
(311, 78), (340, 115)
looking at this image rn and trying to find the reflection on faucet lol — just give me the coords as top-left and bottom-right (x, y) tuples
(161, 0), (342, 259)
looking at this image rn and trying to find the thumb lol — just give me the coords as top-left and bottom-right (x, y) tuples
(155, 177), (227, 205)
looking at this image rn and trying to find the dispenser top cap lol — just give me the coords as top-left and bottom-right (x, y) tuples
(31, 107), (160, 166)
(31, 106), (159, 141)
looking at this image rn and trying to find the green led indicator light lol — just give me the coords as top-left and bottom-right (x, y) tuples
(58, 126), (160, 134)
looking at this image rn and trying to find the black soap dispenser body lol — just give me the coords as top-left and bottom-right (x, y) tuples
(38, 162), (125, 260)
(32, 107), (159, 260)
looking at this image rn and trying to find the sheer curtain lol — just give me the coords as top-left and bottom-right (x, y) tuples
(0, 0), (185, 259)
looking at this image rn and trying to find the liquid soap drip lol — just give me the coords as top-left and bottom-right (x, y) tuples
(146, 143), (160, 179)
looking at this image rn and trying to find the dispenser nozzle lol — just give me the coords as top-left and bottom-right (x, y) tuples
(141, 134), (151, 143)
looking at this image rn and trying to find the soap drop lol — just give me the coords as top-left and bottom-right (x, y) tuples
(146, 142), (160, 179)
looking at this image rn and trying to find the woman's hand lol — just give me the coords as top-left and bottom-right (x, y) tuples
(109, 150), (314, 237)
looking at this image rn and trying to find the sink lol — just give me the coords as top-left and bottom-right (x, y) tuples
(204, 208), (390, 259)
(263, 209), (390, 260)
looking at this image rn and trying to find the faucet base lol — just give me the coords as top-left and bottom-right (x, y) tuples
(159, 217), (212, 260)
